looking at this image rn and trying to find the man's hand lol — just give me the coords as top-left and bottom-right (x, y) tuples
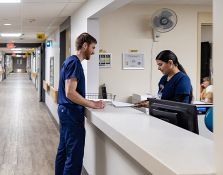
(65, 78), (105, 109)
(90, 100), (105, 109)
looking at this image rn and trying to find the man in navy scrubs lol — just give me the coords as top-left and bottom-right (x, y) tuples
(55, 33), (105, 175)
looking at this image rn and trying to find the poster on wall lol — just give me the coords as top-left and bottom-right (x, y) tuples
(50, 57), (54, 87)
(122, 53), (144, 70)
(99, 53), (112, 68)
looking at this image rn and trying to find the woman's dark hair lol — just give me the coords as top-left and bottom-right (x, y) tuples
(156, 50), (186, 74)
(202, 76), (211, 84)
(75, 32), (97, 50)
(156, 50), (193, 103)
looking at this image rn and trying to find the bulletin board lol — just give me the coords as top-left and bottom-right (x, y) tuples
(122, 53), (144, 70)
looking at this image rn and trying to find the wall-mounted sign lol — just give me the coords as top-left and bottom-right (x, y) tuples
(122, 53), (144, 70)
(99, 53), (112, 68)
(36, 33), (45, 39)
(46, 40), (52, 47)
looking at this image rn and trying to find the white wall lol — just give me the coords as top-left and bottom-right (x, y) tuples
(0, 52), (3, 82)
(45, 29), (60, 123)
(31, 53), (36, 85)
(99, 4), (211, 102)
(201, 25), (212, 43)
(71, 0), (133, 94)
(5, 55), (13, 76)
(213, 0), (223, 174)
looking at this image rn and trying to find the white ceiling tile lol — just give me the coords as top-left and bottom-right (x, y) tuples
(131, 0), (212, 5)
(22, 18), (52, 26)
(49, 17), (67, 26)
(22, 3), (66, 18)
(22, 0), (86, 3)
(0, 0), (85, 43)
(0, 4), (21, 18)
(59, 3), (82, 17)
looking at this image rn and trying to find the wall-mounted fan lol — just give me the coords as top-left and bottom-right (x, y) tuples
(151, 8), (177, 41)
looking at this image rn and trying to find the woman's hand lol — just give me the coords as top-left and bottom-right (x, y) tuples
(134, 100), (149, 108)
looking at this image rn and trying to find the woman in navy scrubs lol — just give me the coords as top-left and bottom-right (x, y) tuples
(136, 50), (192, 107)
(156, 50), (192, 103)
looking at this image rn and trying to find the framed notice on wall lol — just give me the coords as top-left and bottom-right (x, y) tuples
(50, 57), (54, 87)
(99, 53), (112, 68)
(122, 53), (144, 70)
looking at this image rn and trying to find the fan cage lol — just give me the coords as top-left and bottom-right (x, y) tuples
(151, 8), (178, 33)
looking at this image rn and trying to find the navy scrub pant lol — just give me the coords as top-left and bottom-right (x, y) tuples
(55, 105), (85, 175)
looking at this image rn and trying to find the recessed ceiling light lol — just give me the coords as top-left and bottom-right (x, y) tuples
(0, 0), (21, 3)
(1, 33), (22, 37)
(4, 23), (11, 26)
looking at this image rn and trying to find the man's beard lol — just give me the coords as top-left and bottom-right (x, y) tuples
(84, 50), (91, 60)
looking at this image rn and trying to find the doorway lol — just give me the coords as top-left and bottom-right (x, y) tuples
(40, 43), (46, 102)
(59, 17), (71, 72)
(201, 25), (213, 81)
(13, 57), (27, 73)
(197, 12), (212, 100)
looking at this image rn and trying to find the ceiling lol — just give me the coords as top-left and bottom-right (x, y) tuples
(0, 0), (87, 44)
(0, 0), (212, 54)
(131, 0), (212, 5)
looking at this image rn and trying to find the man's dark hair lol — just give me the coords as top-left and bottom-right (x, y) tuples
(75, 32), (97, 50)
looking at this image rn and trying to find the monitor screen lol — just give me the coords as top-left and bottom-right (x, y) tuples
(148, 98), (199, 134)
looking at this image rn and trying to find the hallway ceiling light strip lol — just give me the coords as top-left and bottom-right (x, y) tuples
(11, 48), (22, 51)
(0, 0), (20, 3)
(1, 33), (22, 37)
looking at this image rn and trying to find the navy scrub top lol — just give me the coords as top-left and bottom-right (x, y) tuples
(158, 71), (191, 103)
(58, 55), (85, 116)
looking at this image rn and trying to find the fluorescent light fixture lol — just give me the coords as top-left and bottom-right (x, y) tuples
(0, 0), (21, 3)
(1, 33), (22, 37)
(11, 48), (22, 51)
(14, 51), (22, 53)
(4, 24), (12, 26)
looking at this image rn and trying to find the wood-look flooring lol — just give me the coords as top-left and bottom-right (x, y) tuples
(0, 73), (59, 175)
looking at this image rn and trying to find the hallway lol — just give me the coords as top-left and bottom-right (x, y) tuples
(0, 73), (59, 175)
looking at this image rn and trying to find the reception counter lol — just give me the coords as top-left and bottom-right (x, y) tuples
(84, 103), (215, 175)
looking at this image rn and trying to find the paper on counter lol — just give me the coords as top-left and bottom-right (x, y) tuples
(192, 101), (213, 105)
(112, 101), (134, 107)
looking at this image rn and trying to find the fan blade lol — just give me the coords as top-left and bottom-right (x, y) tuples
(153, 16), (161, 28)
(161, 10), (173, 18)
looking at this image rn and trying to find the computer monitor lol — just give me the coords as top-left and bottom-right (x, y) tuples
(148, 98), (199, 134)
